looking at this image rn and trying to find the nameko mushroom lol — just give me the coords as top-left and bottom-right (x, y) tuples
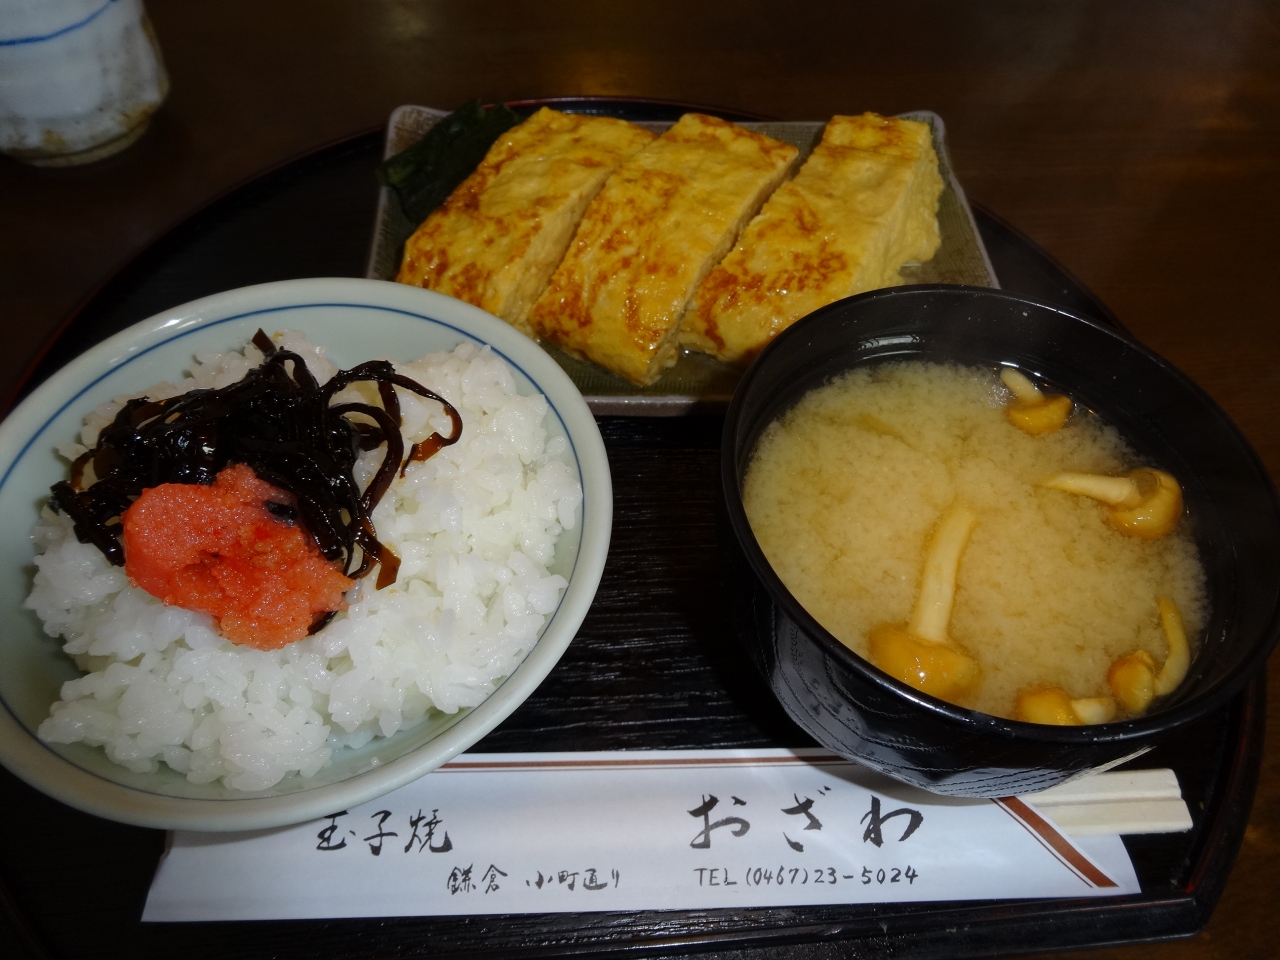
(868, 502), (982, 702)
(1108, 597), (1192, 714)
(1000, 367), (1073, 436)
(1039, 468), (1183, 539)
(1014, 686), (1117, 726)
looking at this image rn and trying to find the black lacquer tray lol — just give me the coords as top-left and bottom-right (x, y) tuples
(0, 100), (1263, 960)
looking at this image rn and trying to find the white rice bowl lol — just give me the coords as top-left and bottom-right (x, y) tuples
(0, 279), (610, 831)
(29, 332), (583, 792)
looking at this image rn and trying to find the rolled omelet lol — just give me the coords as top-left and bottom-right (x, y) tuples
(527, 113), (799, 386)
(681, 113), (943, 365)
(395, 107), (655, 336)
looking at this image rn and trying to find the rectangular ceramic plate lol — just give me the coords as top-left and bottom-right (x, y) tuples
(367, 105), (999, 415)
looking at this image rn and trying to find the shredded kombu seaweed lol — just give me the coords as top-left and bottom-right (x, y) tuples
(50, 331), (463, 623)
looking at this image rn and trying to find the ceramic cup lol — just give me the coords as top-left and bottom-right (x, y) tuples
(0, 0), (168, 166)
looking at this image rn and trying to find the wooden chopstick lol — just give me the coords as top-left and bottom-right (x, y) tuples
(1020, 769), (1193, 836)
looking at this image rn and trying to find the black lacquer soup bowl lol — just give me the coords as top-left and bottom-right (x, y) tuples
(721, 285), (1280, 798)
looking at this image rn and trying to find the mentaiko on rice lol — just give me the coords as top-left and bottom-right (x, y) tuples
(27, 332), (582, 791)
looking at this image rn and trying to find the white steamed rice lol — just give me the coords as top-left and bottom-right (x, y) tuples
(28, 332), (582, 791)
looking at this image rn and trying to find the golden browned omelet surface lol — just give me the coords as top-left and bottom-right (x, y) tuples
(681, 113), (943, 364)
(395, 107), (655, 335)
(527, 113), (798, 385)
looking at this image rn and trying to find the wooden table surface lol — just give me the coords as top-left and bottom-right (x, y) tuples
(1, 2), (1277, 958)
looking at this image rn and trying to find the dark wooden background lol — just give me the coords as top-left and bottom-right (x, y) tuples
(1, 2), (1278, 958)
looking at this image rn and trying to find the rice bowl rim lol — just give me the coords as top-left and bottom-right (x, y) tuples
(0, 277), (613, 831)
